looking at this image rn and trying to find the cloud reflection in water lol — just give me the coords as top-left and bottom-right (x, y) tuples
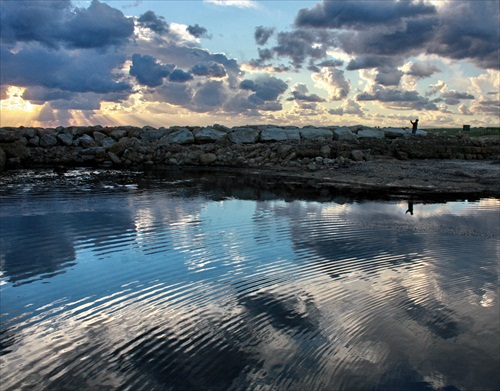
(0, 170), (498, 390)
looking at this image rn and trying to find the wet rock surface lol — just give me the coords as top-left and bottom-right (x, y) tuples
(0, 124), (499, 197)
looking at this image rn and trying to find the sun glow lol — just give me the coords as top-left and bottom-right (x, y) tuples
(1, 86), (34, 112)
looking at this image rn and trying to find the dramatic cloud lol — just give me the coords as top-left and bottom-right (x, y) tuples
(441, 91), (475, 105)
(295, 0), (436, 29)
(312, 68), (350, 101)
(375, 67), (403, 87)
(149, 82), (193, 107)
(137, 10), (169, 34)
(255, 26), (275, 46)
(254, 0), (498, 73)
(356, 87), (438, 111)
(401, 61), (441, 78)
(1, 0), (135, 49)
(253, 29), (331, 69)
(187, 24), (210, 39)
(240, 75), (288, 103)
(427, 80), (447, 96)
(1, 45), (130, 94)
(168, 69), (194, 83)
(129, 54), (174, 87)
(1, 0), (497, 127)
(192, 80), (227, 112)
(191, 62), (227, 78)
(427, 1), (500, 69)
(287, 83), (325, 103)
(329, 99), (364, 116)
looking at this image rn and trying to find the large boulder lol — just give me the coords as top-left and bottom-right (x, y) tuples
(0, 128), (20, 142)
(0, 147), (6, 171)
(163, 128), (194, 144)
(333, 126), (358, 141)
(260, 127), (301, 142)
(0, 140), (30, 160)
(199, 153), (217, 165)
(57, 133), (74, 146)
(357, 128), (385, 139)
(140, 129), (169, 142)
(384, 128), (409, 139)
(40, 134), (58, 147)
(110, 129), (128, 140)
(228, 128), (260, 144)
(77, 134), (98, 148)
(194, 127), (227, 143)
(99, 137), (117, 148)
(299, 127), (333, 141)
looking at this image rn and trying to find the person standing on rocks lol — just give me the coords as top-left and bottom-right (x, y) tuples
(410, 119), (419, 134)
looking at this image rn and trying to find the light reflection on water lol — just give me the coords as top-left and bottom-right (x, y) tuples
(0, 169), (499, 391)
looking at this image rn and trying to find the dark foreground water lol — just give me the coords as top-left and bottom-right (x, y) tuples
(1, 169), (499, 391)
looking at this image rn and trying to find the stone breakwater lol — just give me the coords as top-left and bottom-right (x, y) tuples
(0, 124), (499, 172)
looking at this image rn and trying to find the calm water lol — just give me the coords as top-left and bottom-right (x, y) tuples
(1, 169), (499, 391)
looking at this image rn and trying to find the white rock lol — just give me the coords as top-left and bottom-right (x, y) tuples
(357, 128), (385, 139)
(299, 127), (333, 140)
(260, 127), (301, 142)
(228, 128), (260, 144)
(333, 126), (358, 141)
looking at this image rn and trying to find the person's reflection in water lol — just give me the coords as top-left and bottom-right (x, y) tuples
(406, 199), (414, 215)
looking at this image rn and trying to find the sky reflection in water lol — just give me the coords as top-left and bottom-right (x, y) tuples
(0, 169), (499, 391)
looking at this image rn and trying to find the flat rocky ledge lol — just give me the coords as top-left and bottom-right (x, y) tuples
(1, 125), (499, 198)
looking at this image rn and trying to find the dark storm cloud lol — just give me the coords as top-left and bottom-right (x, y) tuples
(252, 29), (332, 69)
(149, 46), (242, 88)
(192, 81), (227, 112)
(0, 0), (71, 48)
(187, 24), (210, 39)
(255, 26), (275, 46)
(256, 0), (498, 72)
(287, 84), (325, 103)
(375, 67), (403, 86)
(273, 30), (330, 68)
(191, 62), (227, 78)
(0, 0), (134, 111)
(441, 91), (475, 106)
(65, 0), (135, 48)
(239, 75), (288, 102)
(356, 88), (438, 110)
(295, 0), (436, 29)
(0, 45), (130, 94)
(129, 54), (174, 87)
(427, 1), (500, 69)
(346, 55), (400, 71)
(168, 69), (194, 83)
(307, 58), (344, 73)
(403, 62), (441, 78)
(22, 87), (75, 103)
(149, 83), (193, 106)
(137, 10), (169, 34)
(317, 59), (344, 68)
(0, 0), (134, 49)
(23, 88), (129, 109)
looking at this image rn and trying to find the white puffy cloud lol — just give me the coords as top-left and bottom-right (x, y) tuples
(312, 67), (350, 101)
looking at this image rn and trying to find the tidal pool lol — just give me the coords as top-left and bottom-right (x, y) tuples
(1, 169), (499, 391)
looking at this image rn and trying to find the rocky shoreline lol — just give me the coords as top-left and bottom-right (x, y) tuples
(1, 124), (499, 197)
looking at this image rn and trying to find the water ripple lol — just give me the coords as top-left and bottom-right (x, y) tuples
(1, 172), (499, 390)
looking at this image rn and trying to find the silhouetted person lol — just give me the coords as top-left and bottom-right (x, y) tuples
(410, 119), (419, 134)
(406, 199), (414, 215)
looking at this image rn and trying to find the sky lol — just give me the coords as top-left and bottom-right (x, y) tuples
(1, 0), (499, 129)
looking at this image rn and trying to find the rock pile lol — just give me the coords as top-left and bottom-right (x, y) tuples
(0, 124), (498, 172)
